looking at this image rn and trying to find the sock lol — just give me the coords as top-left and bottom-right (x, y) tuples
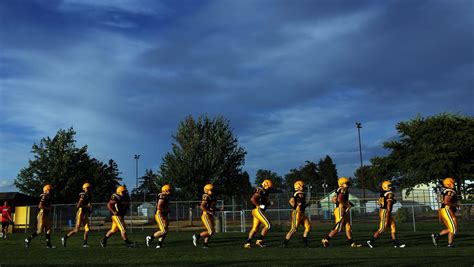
(63, 235), (68, 240)
(370, 237), (376, 243)
(434, 233), (440, 239)
(246, 238), (252, 244)
(259, 235), (265, 241)
(124, 239), (133, 244)
(46, 233), (51, 245)
(324, 236), (331, 241)
(195, 234), (200, 240)
(102, 235), (109, 242)
(303, 236), (308, 245)
(29, 232), (38, 240)
(149, 235), (155, 241)
(283, 239), (289, 245)
(348, 238), (354, 244)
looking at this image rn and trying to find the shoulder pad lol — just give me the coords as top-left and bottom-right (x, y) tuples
(256, 187), (265, 194)
(384, 191), (394, 199)
(111, 193), (121, 201)
(40, 193), (48, 200)
(294, 191), (303, 197)
(202, 194), (209, 201)
(338, 187), (347, 194)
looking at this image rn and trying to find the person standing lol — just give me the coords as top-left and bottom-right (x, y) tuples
(1, 201), (13, 239)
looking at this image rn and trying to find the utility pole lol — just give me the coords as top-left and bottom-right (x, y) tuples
(356, 122), (366, 213)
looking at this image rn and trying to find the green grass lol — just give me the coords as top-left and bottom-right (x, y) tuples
(1, 222), (473, 266)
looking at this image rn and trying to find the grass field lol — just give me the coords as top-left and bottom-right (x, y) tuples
(1, 222), (473, 266)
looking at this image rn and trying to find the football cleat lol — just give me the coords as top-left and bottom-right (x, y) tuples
(46, 244), (56, 249)
(24, 238), (30, 248)
(321, 238), (329, 248)
(126, 242), (136, 248)
(447, 244), (455, 248)
(83, 244), (90, 248)
(431, 234), (438, 247)
(393, 241), (406, 248)
(192, 234), (198, 247)
(155, 244), (161, 249)
(351, 242), (362, 248)
(202, 244), (209, 249)
(100, 239), (107, 248)
(244, 242), (251, 249)
(255, 239), (266, 248)
(367, 240), (374, 248)
(61, 237), (67, 247)
(146, 236), (152, 247)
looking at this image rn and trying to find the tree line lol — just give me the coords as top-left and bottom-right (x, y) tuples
(14, 113), (473, 204)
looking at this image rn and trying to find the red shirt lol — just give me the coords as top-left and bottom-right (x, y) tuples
(1, 206), (11, 222)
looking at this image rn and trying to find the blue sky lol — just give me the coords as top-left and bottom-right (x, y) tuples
(1, 0), (473, 192)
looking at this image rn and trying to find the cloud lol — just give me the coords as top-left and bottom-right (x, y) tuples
(0, 0), (472, 190)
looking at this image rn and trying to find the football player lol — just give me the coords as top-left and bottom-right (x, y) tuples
(244, 179), (273, 248)
(62, 183), (92, 248)
(146, 184), (171, 248)
(25, 184), (55, 248)
(321, 177), (361, 248)
(367, 180), (405, 248)
(282, 180), (311, 248)
(193, 184), (217, 248)
(100, 185), (134, 248)
(431, 177), (459, 248)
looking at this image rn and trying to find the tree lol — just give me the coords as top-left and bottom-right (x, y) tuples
(158, 114), (247, 200)
(318, 155), (339, 191)
(131, 169), (160, 202)
(373, 113), (474, 194)
(284, 161), (320, 191)
(14, 128), (122, 203)
(255, 169), (284, 191)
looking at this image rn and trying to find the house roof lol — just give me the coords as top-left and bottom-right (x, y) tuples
(0, 192), (39, 206)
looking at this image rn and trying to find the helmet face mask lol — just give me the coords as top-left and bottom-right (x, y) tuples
(443, 177), (455, 189)
(162, 184), (171, 194)
(83, 182), (91, 191)
(262, 179), (273, 190)
(43, 184), (53, 194)
(382, 181), (392, 191)
(204, 184), (214, 195)
(294, 180), (304, 191)
(338, 177), (350, 188)
(116, 185), (127, 196)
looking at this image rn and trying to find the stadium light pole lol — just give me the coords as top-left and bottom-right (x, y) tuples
(355, 122), (366, 213)
(134, 154), (140, 190)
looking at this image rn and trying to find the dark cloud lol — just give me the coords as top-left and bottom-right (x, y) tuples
(0, 0), (472, 186)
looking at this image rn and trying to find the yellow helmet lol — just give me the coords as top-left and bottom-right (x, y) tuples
(262, 179), (273, 190)
(294, 180), (304, 191)
(443, 177), (455, 188)
(43, 184), (53, 193)
(162, 184), (171, 193)
(116, 185), (127, 196)
(381, 180), (392, 191)
(338, 177), (350, 187)
(82, 182), (91, 190)
(204, 184), (214, 194)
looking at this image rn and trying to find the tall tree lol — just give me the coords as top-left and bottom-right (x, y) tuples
(14, 128), (122, 203)
(254, 169), (284, 191)
(131, 169), (160, 202)
(284, 161), (320, 191)
(318, 155), (339, 191)
(159, 114), (247, 200)
(373, 113), (474, 194)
